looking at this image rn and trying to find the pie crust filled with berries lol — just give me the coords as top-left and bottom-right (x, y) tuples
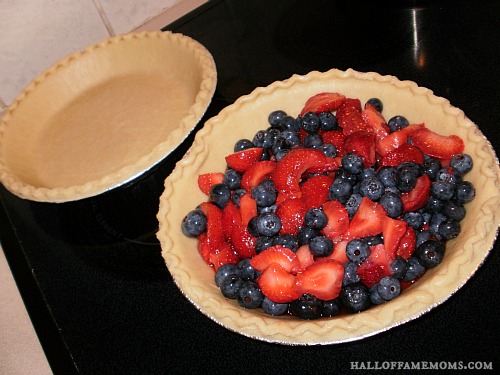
(157, 69), (500, 344)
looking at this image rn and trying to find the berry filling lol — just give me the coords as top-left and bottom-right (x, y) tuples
(181, 92), (475, 320)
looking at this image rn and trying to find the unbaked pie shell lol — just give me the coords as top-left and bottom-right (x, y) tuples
(0, 31), (217, 202)
(157, 69), (500, 345)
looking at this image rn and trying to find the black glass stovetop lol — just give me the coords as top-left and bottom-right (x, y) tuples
(1, 1), (499, 373)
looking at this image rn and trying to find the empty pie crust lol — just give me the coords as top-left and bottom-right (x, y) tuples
(0, 31), (217, 202)
(157, 69), (500, 344)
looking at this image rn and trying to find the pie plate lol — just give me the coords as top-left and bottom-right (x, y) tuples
(0, 31), (216, 202)
(156, 69), (500, 345)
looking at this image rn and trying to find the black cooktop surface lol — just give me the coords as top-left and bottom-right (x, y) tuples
(1, 1), (499, 374)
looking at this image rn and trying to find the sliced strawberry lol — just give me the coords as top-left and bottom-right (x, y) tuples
(321, 130), (346, 155)
(239, 193), (258, 227)
(396, 226), (417, 260)
(257, 263), (301, 303)
(208, 242), (239, 271)
(241, 160), (276, 191)
(295, 259), (344, 301)
(199, 202), (225, 248)
(410, 128), (465, 160)
(299, 92), (346, 117)
(347, 197), (386, 239)
(276, 198), (307, 236)
(357, 244), (393, 287)
(295, 245), (315, 270)
(343, 130), (377, 167)
(221, 200), (242, 241)
(337, 98), (371, 136)
(375, 130), (408, 157)
(306, 156), (340, 174)
(321, 200), (349, 242)
(230, 224), (257, 259)
(197, 172), (224, 195)
(400, 122), (426, 136)
(225, 147), (263, 173)
(324, 239), (349, 264)
(378, 143), (425, 167)
(271, 147), (326, 198)
(381, 217), (408, 259)
(401, 173), (431, 212)
(361, 103), (390, 142)
(250, 245), (301, 274)
(197, 233), (212, 264)
(300, 175), (334, 210)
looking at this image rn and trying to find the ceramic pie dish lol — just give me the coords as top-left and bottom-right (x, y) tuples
(156, 68), (500, 345)
(0, 31), (216, 202)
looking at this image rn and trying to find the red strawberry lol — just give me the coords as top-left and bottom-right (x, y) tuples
(343, 130), (377, 167)
(300, 175), (334, 210)
(356, 244), (393, 287)
(361, 103), (390, 142)
(410, 128), (465, 160)
(375, 130), (408, 157)
(276, 198), (307, 236)
(271, 147), (326, 199)
(197, 172), (224, 195)
(305, 155), (340, 174)
(199, 202), (225, 247)
(299, 92), (346, 116)
(250, 245), (301, 274)
(324, 239), (349, 264)
(381, 217), (408, 259)
(400, 122), (426, 136)
(230, 225), (257, 259)
(239, 193), (258, 227)
(401, 173), (431, 212)
(321, 200), (349, 242)
(221, 200), (242, 241)
(295, 259), (344, 301)
(225, 147), (263, 172)
(337, 98), (371, 135)
(295, 245), (315, 270)
(241, 160), (276, 191)
(257, 263), (301, 303)
(378, 143), (425, 167)
(197, 233), (212, 264)
(321, 130), (346, 155)
(396, 226), (417, 260)
(347, 197), (386, 239)
(208, 242), (239, 271)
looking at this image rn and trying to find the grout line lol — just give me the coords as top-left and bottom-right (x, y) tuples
(91, 0), (116, 36)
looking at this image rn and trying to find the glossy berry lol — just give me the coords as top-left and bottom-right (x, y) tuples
(425, 196), (444, 213)
(252, 130), (275, 149)
(364, 235), (383, 246)
(279, 115), (300, 132)
(442, 200), (465, 221)
(289, 294), (323, 320)
(233, 138), (255, 152)
(450, 153), (473, 175)
(252, 181), (277, 207)
(255, 236), (274, 254)
(359, 176), (385, 201)
(379, 192), (403, 218)
(377, 276), (401, 301)
(304, 133), (323, 148)
(301, 112), (320, 133)
(209, 183), (231, 208)
(309, 236), (334, 257)
(346, 239), (371, 265)
(438, 219), (461, 240)
(272, 234), (299, 252)
(422, 157), (442, 180)
(436, 167), (461, 185)
(321, 143), (337, 158)
(431, 181), (455, 201)
(390, 257), (408, 280)
(223, 169), (241, 190)
(345, 193), (363, 218)
(256, 212), (281, 237)
(219, 276), (244, 299)
(366, 97), (383, 112)
(377, 166), (397, 187)
(455, 181), (475, 203)
(237, 280), (264, 309)
(414, 240), (445, 268)
(238, 258), (259, 280)
(181, 210), (207, 237)
(231, 188), (247, 207)
(369, 284), (385, 305)
(329, 178), (353, 204)
(304, 208), (328, 230)
(387, 115), (409, 133)
(396, 165), (418, 193)
(318, 112), (339, 131)
(402, 257), (426, 281)
(215, 263), (241, 287)
(261, 297), (289, 316)
(343, 262), (361, 286)
(268, 110), (287, 127)
(342, 153), (364, 174)
(297, 226), (319, 246)
(341, 283), (371, 313)
(403, 211), (424, 230)
(280, 130), (301, 147)
(322, 298), (341, 317)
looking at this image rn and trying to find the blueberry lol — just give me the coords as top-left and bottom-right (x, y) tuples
(336, 167), (359, 185)
(329, 178), (353, 204)
(247, 216), (260, 236)
(209, 183), (231, 208)
(343, 261), (361, 286)
(257, 204), (277, 215)
(366, 97), (383, 112)
(256, 212), (281, 237)
(416, 229), (436, 248)
(309, 236), (334, 257)
(360, 167), (377, 180)
(300, 112), (320, 133)
(223, 169), (241, 190)
(396, 165), (418, 193)
(304, 208), (328, 230)
(268, 110), (287, 128)
(429, 212), (447, 236)
(238, 258), (259, 280)
(403, 211), (424, 230)
(318, 112), (339, 131)
(402, 257), (426, 281)
(271, 136), (291, 156)
(346, 239), (371, 265)
(322, 298), (341, 317)
(369, 284), (386, 305)
(342, 153), (364, 175)
(279, 115), (300, 132)
(442, 200), (466, 221)
(425, 196), (444, 213)
(341, 283), (371, 313)
(272, 234), (299, 252)
(379, 192), (403, 218)
(450, 153), (473, 175)
(390, 257), (408, 280)
(414, 240), (445, 269)
(231, 188), (247, 207)
(321, 143), (337, 158)
(455, 181), (475, 203)
(281, 130), (301, 147)
(234, 138), (255, 152)
(289, 294), (323, 319)
(215, 263), (241, 287)
(377, 276), (401, 301)
(359, 176), (385, 201)
(438, 219), (461, 240)
(237, 280), (264, 309)
(345, 193), (363, 218)
(297, 226), (319, 246)
(252, 130), (275, 149)
(431, 181), (455, 201)
(436, 167), (461, 185)
(251, 182), (277, 207)
(219, 276), (244, 299)
(364, 235), (383, 246)
(181, 209), (207, 237)
(255, 236), (274, 254)
(387, 115), (409, 133)
(377, 166), (397, 187)
(261, 297), (289, 316)
(422, 157), (442, 180)
(304, 133), (323, 148)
